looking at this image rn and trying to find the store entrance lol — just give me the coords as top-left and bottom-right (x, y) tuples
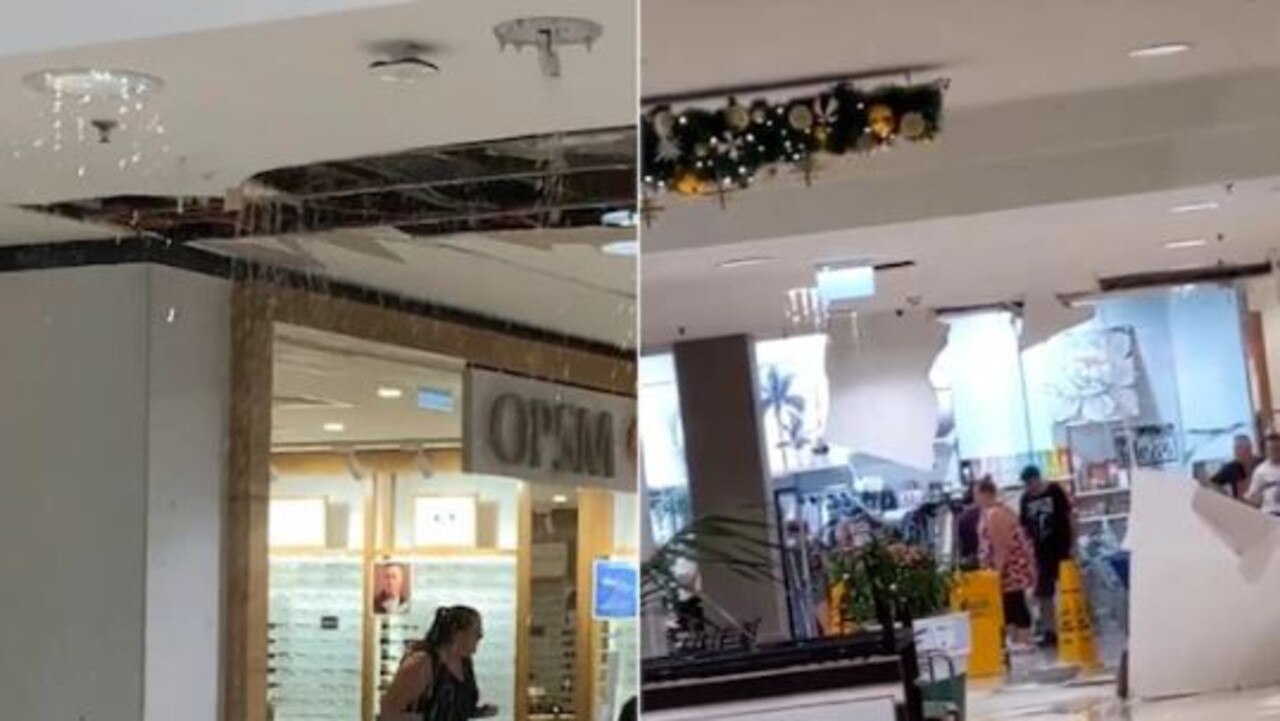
(267, 323), (521, 721)
(262, 323), (637, 721)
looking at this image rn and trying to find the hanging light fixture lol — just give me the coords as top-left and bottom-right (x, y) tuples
(17, 68), (169, 176)
(494, 17), (603, 78)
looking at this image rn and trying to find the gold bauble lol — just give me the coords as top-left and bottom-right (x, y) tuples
(674, 170), (706, 196)
(867, 103), (896, 140)
(899, 112), (927, 140)
(724, 103), (751, 131)
(788, 104), (815, 131)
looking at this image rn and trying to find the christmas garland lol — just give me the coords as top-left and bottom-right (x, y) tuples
(642, 80), (945, 197)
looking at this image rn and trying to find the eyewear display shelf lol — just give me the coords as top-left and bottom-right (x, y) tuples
(595, 618), (639, 720)
(268, 556), (364, 721)
(375, 555), (519, 721)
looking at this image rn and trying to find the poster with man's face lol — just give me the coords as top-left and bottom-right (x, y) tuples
(373, 562), (412, 616)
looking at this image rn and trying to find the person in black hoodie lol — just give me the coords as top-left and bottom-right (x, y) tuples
(1018, 465), (1074, 647)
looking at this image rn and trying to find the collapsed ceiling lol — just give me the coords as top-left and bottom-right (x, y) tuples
(24, 126), (636, 242)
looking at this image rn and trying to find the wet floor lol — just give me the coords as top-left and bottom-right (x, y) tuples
(970, 684), (1280, 719)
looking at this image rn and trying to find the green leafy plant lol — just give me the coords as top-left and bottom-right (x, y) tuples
(828, 536), (952, 627)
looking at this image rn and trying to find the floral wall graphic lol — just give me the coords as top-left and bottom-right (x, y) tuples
(1045, 327), (1141, 424)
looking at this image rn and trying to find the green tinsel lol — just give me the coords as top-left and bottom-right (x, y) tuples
(642, 80), (945, 196)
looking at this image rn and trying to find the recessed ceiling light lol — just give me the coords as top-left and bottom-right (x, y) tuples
(23, 68), (164, 98)
(323, 422), (346, 433)
(718, 256), (775, 269)
(1170, 201), (1219, 214)
(1164, 238), (1208, 250)
(552, 494), (569, 504)
(377, 386), (404, 399)
(1129, 42), (1191, 59)
(602, 240), (637, 257)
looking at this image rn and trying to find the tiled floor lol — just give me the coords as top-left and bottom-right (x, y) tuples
(970, 684), (1280, 719)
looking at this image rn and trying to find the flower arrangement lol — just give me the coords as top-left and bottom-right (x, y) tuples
(827, 536), (952, 628)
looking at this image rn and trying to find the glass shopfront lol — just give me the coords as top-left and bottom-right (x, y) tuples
(264, 325), (637, 721)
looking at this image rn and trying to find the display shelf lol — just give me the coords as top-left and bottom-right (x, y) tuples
(594, 618), (638, 721)
(268, 556), (364, 721)
(1075, 487), (1130, 499)
(1079, 513), (1129, 524)
(373, 555), (518, 721)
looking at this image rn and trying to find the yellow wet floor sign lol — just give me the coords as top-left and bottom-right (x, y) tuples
(827, 580), (856, 636)
(950, 570), (1004, 678)
(1056, 560), (1100, 670)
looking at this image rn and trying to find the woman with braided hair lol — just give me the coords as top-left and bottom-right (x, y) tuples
(379, 605), (499, 720)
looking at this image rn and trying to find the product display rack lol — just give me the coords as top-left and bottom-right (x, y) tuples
(595, 617), (638, 719)
(268, 555), (365, 721)
(266, 551), (519, 721)
(370, 554), (520, 721)
(1065, 420), (1134, 546)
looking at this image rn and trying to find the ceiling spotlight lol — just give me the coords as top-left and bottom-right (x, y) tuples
(377, 386), (404, 399)
(552, 494), (570, 504)
(1129, 42), (1191, 59)
(323, 422), (346, 433)
(602, 240), (637, 257)
(718, 256), (775, 269)
(1164, 238), (1208, 250)
(1170, 201), (1219, 214)
(368, 56), (440, 83)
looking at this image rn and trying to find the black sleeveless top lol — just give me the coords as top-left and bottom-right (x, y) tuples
(410, 649), (479, 721)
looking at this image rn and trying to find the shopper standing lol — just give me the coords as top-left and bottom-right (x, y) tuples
(1209, 434), (1259, 499)
(1246, 433), (1280, 516)
(956, 485), (983, 570)
(1018, 465), (1073, 647)
(975, 477), (1036, 650)
(379, 605), (499, 720)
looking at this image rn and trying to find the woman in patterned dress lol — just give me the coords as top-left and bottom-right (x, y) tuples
(975, 477), (1038, 651)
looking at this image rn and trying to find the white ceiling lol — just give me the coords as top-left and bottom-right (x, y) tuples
(200, 226), (636, 347)
(0, 0), (403, 57)
(0, 0), (637, 346)
(642, 0), (1280, 106)
(644, 177), (1280, 345)
(0, 205), (118, 243)
(641, 0), (1280, 348)
(0, 0), (635, 202)
(272, 323), (464, 447)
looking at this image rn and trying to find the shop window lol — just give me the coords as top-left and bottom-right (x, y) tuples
(640, 353), (691, 544)
(754, 334), (831, 476)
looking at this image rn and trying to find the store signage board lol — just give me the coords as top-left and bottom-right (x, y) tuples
(413, 496), (477, 547)
(592, 559), (639, 620)
(464, 368), (636, 491)
(418, 386), (456, 413)
(268, 498), (328, 549)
